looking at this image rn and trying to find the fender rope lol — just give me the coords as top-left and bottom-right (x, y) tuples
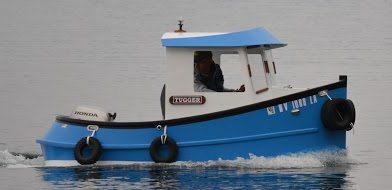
(319, 90), (354, 131)
(160, 125), (168, 144)
(86, 125), (99, 145)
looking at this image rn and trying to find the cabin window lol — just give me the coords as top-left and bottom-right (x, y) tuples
(194, 51), (245, 92)
(247, 47), (268, 94)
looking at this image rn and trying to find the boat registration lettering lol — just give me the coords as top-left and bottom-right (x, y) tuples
(169, 96), (206, 105)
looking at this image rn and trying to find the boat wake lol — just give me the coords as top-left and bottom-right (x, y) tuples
(0, 150), (44, 168)
(0, 149), (358, 169)
(172, 150), (358, 169)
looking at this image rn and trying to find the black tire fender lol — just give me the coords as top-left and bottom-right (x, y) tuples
(149, 136), (178, 163)
(321, 98), (356, 131)
(74, 137), (103, 165)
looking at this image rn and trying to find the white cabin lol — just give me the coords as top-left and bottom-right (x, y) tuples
(160, 28), (300, 120)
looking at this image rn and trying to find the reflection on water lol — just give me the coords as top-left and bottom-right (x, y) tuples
(38, 165), (354, 189)
(0, 149), (359, 189)
(0, 149), (358, 188)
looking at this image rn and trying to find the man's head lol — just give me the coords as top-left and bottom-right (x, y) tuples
(195, 51), (214, 75)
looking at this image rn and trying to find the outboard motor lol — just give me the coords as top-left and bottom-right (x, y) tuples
(70, 106), (116, 121)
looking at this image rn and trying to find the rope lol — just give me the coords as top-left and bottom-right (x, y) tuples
(86, 125), (99, 145)
(322, 91), (354, 129)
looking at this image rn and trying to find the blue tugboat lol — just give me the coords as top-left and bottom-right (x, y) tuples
(37, 22), (355, 166)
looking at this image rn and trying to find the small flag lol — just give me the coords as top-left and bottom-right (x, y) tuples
(267, 106), (276, 115)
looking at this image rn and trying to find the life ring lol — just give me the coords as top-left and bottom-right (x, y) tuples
(321, 98), (355, 131)
(149, 136), (179, 163)
(74, 137), (103, 165)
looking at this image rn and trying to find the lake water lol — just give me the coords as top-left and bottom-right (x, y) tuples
(0, 0), (391, 189)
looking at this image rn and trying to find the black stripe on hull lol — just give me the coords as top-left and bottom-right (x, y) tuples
(56, 76), (348, 129)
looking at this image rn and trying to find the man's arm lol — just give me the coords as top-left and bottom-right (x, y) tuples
(194, 79), (215, 92)
(222, 87), (235, 92)
(223, 85), (245, 92)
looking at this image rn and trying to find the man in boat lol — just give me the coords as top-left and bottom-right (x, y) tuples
(194, 51), (245, 92)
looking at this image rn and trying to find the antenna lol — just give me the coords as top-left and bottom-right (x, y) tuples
(175, 18), (186, 33)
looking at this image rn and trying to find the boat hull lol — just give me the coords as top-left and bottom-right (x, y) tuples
(37, 84), (348, 165)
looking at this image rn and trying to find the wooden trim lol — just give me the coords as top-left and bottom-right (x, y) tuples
(247, 64), (252, 77)
(272, 62), (277, 74)
(255, 88), (269, 94)
(263, 61), (270, 73)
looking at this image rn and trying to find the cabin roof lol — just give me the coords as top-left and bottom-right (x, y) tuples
(161, 27), (286, 49)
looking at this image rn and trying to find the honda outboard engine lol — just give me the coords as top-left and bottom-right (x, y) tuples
(70, 106), (116, 121)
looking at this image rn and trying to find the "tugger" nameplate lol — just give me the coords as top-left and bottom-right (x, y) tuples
(169, 96), (206, 105)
